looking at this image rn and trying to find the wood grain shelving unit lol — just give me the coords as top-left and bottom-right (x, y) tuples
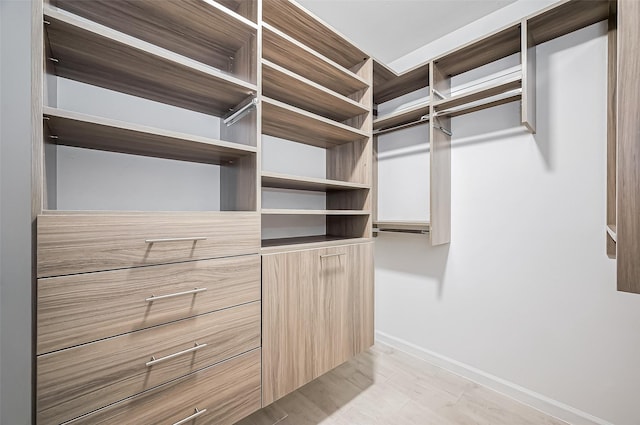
(261, 209), (370, 216)
(373, 102), (430, 132)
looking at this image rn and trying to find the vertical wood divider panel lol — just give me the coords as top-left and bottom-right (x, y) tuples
(430, 61), (452, 245)
(521, 20), (537, 133)
(616, 0), (640, 293)
(606, 2), (617, 259)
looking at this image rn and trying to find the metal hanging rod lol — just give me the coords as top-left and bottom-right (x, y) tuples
(223, 96), (258, 126)
(373, 228), (430, 235)
(435, 125), (452, 136)
(373, 115), (430, 136)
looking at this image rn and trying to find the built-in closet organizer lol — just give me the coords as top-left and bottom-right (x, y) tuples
(259, 0), (375, 405)
(34, 0), (262, 424)
(371, 0), (612, 247)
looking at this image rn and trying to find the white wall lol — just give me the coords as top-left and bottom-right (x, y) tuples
(0, 0), (33, 423)
(376, 17), (640, 425)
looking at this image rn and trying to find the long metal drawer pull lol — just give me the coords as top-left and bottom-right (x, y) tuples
(172, 408), (207, 425)
(144, 237), (207, 243)
(145, 287), (207, 303)
(320, 253), (346, 258)
(146, 342), (207, 367)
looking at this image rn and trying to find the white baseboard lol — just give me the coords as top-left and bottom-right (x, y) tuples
(375, 331), (614, 425)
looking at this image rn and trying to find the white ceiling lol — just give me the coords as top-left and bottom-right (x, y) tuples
(296, 0), (517, 64)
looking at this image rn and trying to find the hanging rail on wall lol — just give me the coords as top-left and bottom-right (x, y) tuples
(373, 114), (430, 136)
(223, 95), (258, 126)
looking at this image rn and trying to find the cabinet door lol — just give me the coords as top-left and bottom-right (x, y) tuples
(262, 242), (374, 406)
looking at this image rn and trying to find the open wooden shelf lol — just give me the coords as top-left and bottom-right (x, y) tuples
(374, 221), (431, 234)
(527, 0), (610, 46)
(262, 171), (369, 192)
(434, 89), (522, 118)
(262, 24), (368, 97)
(263, 0), (367, 70)
(262, 97), (369, 148)
(434, 24), (521, 77)
(373, 102), (430, 132)
(261, 235), (370, 252)
(43, 107), (256, 165)
(434, 74), (522, 111)
(52, 0), (257, 82)
(261, 209), (370, 216)
(44, 6), (257, 116)
(373, 60), (431, 105)
(262, 60), (368, 122)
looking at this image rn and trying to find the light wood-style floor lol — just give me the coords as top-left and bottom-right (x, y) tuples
(237, 344), (568, 425)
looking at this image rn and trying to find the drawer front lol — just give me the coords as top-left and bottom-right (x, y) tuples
(37, 212), (260, 278)
(65, 349), (262, 425)
(37, 255), (261, 354)
(37, 302), (261, 425)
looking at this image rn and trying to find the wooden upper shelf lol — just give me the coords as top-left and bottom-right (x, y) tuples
(44, 6), (256, 117)
(43, 107), (256, 165)
(52, 0), (257, 80)
(374, 61), (430, 105)
(262, 60), (368, 123)
(262, 0), (368, 70)
(262, 97), (369, 148)
(262, 171), (369, 192)
(262, 24), (368, 97)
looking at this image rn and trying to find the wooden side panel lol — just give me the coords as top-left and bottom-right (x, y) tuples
(262, 242), (374, 405)
(64, 349), (262, 425)
(617, 0), (640, 293)
(521, 20), (537, 133)
(607, 2), (618, 259)
(430, 62), (452, 246)
(220, 154), (257, 211)
(36, 212), (260, 277)
(37, 255), (261, 354)
(37, 302), (260, 424)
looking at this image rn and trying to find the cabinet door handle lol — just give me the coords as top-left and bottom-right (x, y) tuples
(146, 343), (207, 367)
(172, 408), (207, 425)
(146, 287), (207, 302)
(320, 253), (346, 259)
(144, 237), (207, 243)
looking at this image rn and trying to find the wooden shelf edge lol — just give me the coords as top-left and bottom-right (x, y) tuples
(39, 210), (260, 216)
(607, 224), (617, 243)
(434, 89), (522, 118)
(261, 235), (372, 253)
(261, 171), (370, 191)
(374, 221), (430, 231)
(433, 74), (522, 110)
(373, 101), (430, 131)
(261, 209), (371, 216)
(200, 0), (259, 30)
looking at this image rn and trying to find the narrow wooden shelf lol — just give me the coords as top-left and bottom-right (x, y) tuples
(433, 74), (522, 111)
(44, 6), (257, 116)
(52, 0), (257, 79)
(262, 60), (368, 122)
(262, 172), (369, 192)
(607, 224), (617, 243)
(262, 97), (369, 148)
(435, 24), (521, 77)
(262, 24), (368, 97)
(434, 89), (522, 118)
(215, 0), (258, 24)
(527, 0), (610, 46)
(261, 209), (370, 216)
(373, 102), (430, 132)
(261, 235), (370, 252)
(263, 0), (368, 70)
(43, 107), (256, 164)
(374, 60), (430, 105)
(374, 221), (430, 232)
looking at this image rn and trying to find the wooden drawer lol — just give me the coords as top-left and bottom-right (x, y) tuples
(37, 255), (260, 354)
(36, 212), (260, 278)
(37, 302), (260, 425)
(64, 349), (261, 425)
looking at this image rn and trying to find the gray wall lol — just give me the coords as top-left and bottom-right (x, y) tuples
(1, 0), (33, 424)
